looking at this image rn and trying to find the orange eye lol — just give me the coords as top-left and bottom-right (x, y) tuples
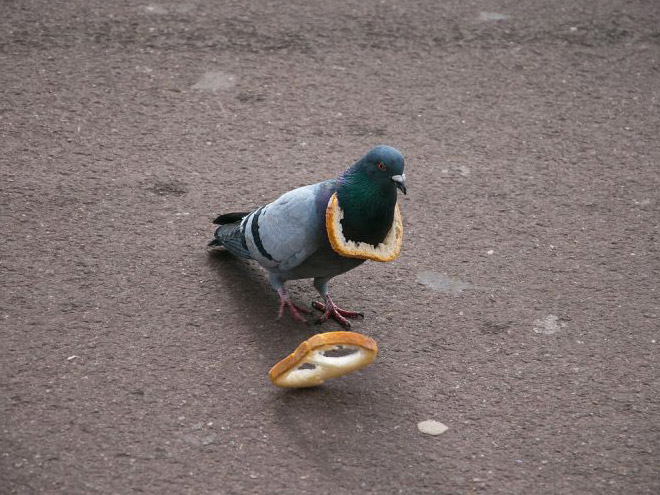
(377, 162), (386, 171)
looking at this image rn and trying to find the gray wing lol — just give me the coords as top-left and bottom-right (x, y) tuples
(242, 183), (326, 273)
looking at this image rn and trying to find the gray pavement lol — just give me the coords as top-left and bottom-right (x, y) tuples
(2, 1), (659, 494)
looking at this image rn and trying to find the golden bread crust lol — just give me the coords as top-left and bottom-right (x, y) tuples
(269, 331), (378, 388)
(325, 193), (403, 261)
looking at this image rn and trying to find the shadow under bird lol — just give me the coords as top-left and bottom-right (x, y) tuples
(208, 145), (407, 327)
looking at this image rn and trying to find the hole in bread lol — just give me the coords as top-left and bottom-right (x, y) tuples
(309, 346), (365, 369)
(322, 345), (358, 358)
(326, 193), (403, 261)
(298, 362), (316, 370)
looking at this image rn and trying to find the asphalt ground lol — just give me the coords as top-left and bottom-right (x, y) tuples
(2, 1), (659, 493)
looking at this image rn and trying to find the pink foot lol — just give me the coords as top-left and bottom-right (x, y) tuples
(312, 296), (364, 328)
(277, 288), (310, 323)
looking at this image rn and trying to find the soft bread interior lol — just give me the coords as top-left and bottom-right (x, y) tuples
(326, 193), (403, 262)
(269, 332), (378, 388)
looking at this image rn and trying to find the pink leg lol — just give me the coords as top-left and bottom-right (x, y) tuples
(277, 287), (310, 323)
(312, 295), (364, 328)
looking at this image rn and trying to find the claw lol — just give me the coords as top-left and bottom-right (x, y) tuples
(312, 296), (364, 328)
(277, 288), (310, 323)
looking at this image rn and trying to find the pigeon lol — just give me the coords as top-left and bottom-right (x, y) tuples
(208, 145), (407, 327)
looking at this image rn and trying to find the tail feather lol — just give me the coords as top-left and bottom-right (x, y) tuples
(208, 213), (253, 259)
(213, 212), (251, 225)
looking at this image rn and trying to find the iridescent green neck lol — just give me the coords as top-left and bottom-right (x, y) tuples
(336, 169), (397, 246)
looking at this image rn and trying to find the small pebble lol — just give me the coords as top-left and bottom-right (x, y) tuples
(417, 420), (449, 436)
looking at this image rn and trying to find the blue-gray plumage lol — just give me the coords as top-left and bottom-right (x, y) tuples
(209, 145), (407, 327)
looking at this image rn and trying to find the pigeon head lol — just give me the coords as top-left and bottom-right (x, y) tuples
(354, 145), (407, 195)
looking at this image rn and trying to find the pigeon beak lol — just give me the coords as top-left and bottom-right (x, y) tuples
(392, 174), (407, 195)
